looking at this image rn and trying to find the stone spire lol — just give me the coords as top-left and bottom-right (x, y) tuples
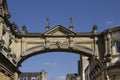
(46, 18), (50, 31)
(69, 17), (73, 31)
(22, 25), (27, 34)
(12, 22), (19, 33)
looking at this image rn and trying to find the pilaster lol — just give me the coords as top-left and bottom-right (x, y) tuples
(0, 17), (3, 40)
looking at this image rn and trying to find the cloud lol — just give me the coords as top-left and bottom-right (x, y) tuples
(43, 62), (57, 67)
(105, 21), (114, 25)
(115, 24), (120, 26)
(104, 21), (120, 27)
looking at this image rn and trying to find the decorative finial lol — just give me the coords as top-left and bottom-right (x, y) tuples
(46, 18), (50, 31)
(92, 24), (97, 33)
(12, 22), (19, 32)
(22, 25), (27, 34)
(69, 17), (73, 31)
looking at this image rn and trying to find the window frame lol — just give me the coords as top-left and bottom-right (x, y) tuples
(115, 41), (120, 53)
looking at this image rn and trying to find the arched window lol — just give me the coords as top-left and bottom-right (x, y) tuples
(116, 41), (120, 53)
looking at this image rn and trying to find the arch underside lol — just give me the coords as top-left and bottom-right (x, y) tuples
(17, 45), (94, 67)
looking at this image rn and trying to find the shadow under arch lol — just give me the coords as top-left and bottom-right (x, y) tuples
(17, 45), (94, 67)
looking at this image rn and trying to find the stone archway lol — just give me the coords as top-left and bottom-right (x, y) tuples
(1, 0), (120, 80)
(16, 40), (94, 80)
(17, 43), (94, 66)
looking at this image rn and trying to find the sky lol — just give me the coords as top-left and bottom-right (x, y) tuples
(7, 0), (120, 80)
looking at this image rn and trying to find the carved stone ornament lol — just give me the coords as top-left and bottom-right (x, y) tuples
(3, 46), (11, 52)
(44, 45), (50, 50)
(56, 41), (62, 48)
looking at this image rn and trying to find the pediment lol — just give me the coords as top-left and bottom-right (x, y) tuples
(44, 25), (76, 36)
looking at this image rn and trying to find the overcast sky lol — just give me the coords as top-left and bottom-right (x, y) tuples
(7, 0), (120, 80)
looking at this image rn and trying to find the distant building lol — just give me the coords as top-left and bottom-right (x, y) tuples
(18, 70), (47, 80)
(66, 73), (80, 80)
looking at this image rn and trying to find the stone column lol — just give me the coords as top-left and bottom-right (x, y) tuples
(41, 70), (47, 80)
(107, 33), (112, 54)
(80, 55), (83, 80)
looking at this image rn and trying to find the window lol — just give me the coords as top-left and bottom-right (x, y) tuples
(18, 78), (22, 80)
(31, 77), (36, 80)
(23, 77), (28, 80)
(116, 41), (120, 53)
(37, 77), (41, 80)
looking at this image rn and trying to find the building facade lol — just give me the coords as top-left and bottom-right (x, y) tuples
(18, 70), (47, 80)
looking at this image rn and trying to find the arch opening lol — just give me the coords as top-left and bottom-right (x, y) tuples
(18, 45), (93, 66)
(17, 45), (92, 80)
(19, 52), (81, 80)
